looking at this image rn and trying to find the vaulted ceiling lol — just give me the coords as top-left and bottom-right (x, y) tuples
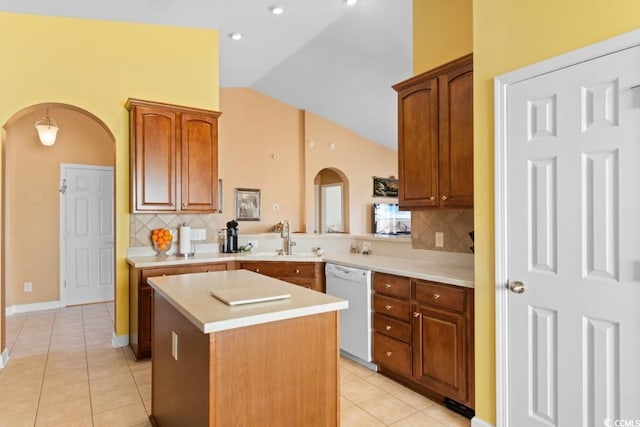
(0, 0), (413, 149)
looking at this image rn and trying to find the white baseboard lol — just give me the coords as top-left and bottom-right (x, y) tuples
(5, 300), (62, 316)
(472, 417), (495, 427)
(0, 348), (8, 369)
(111, 332), (129, 348)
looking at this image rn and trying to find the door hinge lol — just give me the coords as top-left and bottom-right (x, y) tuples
(64, 280), (66, 288)
(59, 178), (67, 194)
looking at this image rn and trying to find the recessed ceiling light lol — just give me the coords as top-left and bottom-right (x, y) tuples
(229, 32), (243, 41)
(270, 5), (285, 15)
(344, 0), (357, 5)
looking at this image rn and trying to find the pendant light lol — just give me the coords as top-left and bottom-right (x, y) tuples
(34, 108), (59, 146)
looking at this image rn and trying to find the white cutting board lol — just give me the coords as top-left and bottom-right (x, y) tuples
(210, 286), (291, 306)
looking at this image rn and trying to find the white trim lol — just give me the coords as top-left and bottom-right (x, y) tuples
(471, 417), (495, 427)
(6, 300), (62, 315)
(0, 348), (9, 369)
(494, 28), (640, 427)
(111, 332), (129, 348)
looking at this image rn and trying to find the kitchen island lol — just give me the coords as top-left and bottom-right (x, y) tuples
(147, 269), (347, 427)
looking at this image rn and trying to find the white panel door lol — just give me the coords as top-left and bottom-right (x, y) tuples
(506, 46), (640, 426)
(62, 164), (114, 306)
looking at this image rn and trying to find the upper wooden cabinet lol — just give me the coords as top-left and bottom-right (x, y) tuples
(127, 98), (221, 213)
(393, 54), (473, 209)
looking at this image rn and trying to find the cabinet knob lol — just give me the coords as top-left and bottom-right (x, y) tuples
(384, 283), (392, 289)
(385, 325), (392, 331)
(413, 312), (420, 317)
(386, 351), (392, 357)
(255, 268), (260, 273)
(162, 274), (167, 277)
(433, 293), (440, 300)
(295, 269), (300, 274)
(385, 305), (392, 311)
(182, 203), (187, 207)
(429, 196), (435, 201)
(441, 195), (448, 201)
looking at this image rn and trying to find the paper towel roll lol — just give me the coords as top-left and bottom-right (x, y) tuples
(179, 225), (191, 255)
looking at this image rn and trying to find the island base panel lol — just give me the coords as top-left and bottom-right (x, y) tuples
(152, 293), (340, 426)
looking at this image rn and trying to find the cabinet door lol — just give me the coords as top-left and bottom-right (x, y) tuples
(139, 285), (154, 357)
(438, 61), (473, 207)
(131, 106), (178, 212)
(412, 305), (468, 404)
(397, 78), (439, 208)
(180, 112), (219, 212)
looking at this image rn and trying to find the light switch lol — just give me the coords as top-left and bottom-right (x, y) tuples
(435, 232), (444, 248)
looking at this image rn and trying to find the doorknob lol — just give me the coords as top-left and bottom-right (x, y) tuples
(509, 281), (526, 294)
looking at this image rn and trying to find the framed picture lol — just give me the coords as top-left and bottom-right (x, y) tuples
(373, 176), (398, 197)
(235, 188), (261, 221)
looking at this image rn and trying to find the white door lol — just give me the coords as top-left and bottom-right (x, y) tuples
(61, 164), (114, 306)
(499, 43), (640, 425)
(321, 183), (343, 233)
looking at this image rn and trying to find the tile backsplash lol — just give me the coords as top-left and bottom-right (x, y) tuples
(410, 209), (474, 253)
(130, 213), (225, 247)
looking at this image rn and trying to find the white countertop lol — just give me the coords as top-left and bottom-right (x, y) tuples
(129, 250), (474, 288)
(148, 269), (348, 334)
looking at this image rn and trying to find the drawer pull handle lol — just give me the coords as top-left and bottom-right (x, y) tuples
(385, 305), (392, 311)
(384, 283), (392, 289)
(386, 351), (392, 357)
(433, 293), (440, 300)
(295, 269), (300, 274)
(385, 325), (392, 331)
(413, 312), (420, 317)
(256, 268), (260, 273)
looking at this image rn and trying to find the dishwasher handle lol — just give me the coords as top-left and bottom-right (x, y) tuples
(325, 263), (370, 284)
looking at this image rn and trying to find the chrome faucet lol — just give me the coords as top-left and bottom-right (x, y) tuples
(281, 220), (296, 255)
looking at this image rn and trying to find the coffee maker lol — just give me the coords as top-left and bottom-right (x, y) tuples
(222, 219), (239, 253)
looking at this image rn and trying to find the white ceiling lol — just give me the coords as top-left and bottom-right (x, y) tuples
(0, 0), (413, 149)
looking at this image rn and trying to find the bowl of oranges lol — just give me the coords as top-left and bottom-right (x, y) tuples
(151, 228), (173, 256)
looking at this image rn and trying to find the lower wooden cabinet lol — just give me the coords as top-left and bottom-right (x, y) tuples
(372, 273), (475, 410)
(238, 261), (325, 293)
(129, 261), (233, 360)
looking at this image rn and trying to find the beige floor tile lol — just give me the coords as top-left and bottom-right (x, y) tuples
(391, 386), (437, 410)
(422, 404), (471, 427)
(341, 368), (359, 384)
(46, 356), (88, 376)
(389, 412), (448, 427)
(39, 379), (90, 408)
(91, 383), (143, 414)
(35, 397), (92, 426)
(362, 372), (405, 393)
(0, 392), (39, 416)
(90, 371), (137, 395)
(341, 378), (387, 404)
(341, 405), (385, 427)
(143, 399), (152, 416)
(359, 393), (420, 425)
(137, 381), (152, 401)
(341, 395), (356, 410)
(92, 401), (150, 427)
(88, 362), (133, 380)
(0, 410), (37, 427)
(45, 415), (94, 427)
(41, 368), (89, 388)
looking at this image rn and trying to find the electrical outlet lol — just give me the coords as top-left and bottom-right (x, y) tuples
(190, 228), (206, 240)
(362, 242), (371, 254)
(171, 331), (178, 361)
(435, 232), (444, 248)
(24, 282), (32, 293)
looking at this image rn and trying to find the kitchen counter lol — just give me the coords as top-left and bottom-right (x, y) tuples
(128, 250), (474, 288)
(147, 269), (347, 333)
(149, 269), (345, 426)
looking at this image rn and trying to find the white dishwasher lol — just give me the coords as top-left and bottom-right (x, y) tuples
(325, 263), (375, 369)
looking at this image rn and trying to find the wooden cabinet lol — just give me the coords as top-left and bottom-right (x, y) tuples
(372, 273), (412, 377)
(127, 98), (221, 213)
(372, 273), (475, 410)
(393, 54), (473, 209)
(238, 261), (325, 293)
(129, 261), (233, 359)
(412, 280), (474, 407)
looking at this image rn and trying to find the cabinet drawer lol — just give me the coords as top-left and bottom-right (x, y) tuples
(240, 262), (316, 279)
(414, 280), (466, 313)
(280, 277), (316, 289)
(373, 294), (410, 321)
(373, 273), (410, 300)
(373, 332), (412, 378)
(141, 263), (227, 282)
(373, 313), (410, 343)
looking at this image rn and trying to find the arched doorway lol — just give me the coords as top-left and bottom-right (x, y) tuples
(313, 167), (349, 233)
(1, 103), (116, 350)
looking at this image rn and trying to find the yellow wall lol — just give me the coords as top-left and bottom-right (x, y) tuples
(0, 13), (219, 341)
(470, 1), (640, 424)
